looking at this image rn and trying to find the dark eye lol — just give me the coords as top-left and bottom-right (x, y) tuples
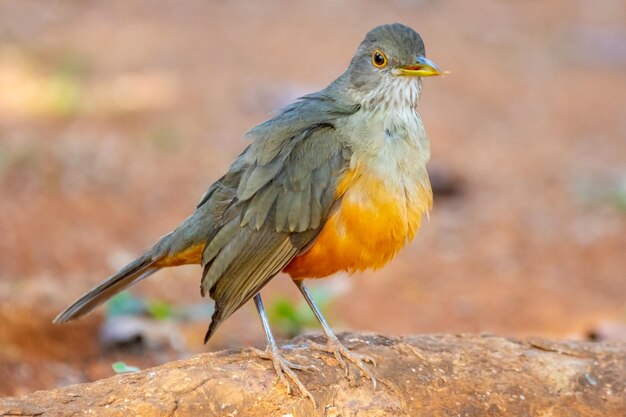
(372, 50), (387, 68)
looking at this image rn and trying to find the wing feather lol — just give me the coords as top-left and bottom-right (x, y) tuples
(197, 92), (358, 341)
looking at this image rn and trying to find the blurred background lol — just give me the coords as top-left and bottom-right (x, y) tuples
(0, 0), (624, 396)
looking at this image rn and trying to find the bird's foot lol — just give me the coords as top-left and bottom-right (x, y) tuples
(249, 345), (317, 406)
(307, 336), (377, 388)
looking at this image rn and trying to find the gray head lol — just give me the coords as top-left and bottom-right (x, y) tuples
(343, 23), (441, 109)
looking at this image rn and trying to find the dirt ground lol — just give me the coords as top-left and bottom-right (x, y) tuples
(0, 0), (624, 397)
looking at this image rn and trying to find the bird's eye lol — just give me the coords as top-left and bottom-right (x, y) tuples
(372, 50), (387, 68)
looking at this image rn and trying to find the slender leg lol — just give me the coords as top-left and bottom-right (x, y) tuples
(295, 280), (377, 388)
(251, 294), (316, 404)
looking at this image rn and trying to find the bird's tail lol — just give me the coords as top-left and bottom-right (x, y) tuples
(53, 248), (164, 324)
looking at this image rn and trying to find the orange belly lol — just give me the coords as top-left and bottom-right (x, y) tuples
(284, 166), (432, 279)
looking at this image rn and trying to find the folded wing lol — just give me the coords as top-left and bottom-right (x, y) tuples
(199, 94), (359, 341)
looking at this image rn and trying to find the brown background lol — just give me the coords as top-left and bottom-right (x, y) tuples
(0, 0), (624, 396)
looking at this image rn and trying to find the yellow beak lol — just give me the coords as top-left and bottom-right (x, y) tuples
(397, 56), (442, 77)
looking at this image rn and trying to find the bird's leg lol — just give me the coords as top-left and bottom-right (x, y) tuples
(251, 294), (316, 404)
(295, 280), (377, 388)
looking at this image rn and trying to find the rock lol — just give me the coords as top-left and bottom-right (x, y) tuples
(1, 333), (624, 416)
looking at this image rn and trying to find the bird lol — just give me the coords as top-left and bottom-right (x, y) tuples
(54, 23), (442, 402)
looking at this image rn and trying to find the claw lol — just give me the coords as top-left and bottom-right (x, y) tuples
(307, 337), (377, 388)
(250, 346), (317, 406)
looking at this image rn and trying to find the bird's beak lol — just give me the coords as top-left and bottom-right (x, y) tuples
(397, 56), (442, 77)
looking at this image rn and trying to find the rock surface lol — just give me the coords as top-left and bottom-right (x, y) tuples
(1, 333), (624, 417)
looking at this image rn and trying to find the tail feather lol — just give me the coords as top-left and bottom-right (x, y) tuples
(53, 254), (160, 324)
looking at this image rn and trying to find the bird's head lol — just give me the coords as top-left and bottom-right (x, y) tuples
(346, 23), (442, 109)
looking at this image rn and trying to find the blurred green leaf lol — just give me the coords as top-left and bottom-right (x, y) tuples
(49, 53), (86, 117)
(105, 292), (146, 318)
(267, 288), (335, 338)
(612, 186), (626, 212)
(572, 175), (626, 213)
(146, 299), (175, 320)
(106, 291), (178, 321)
(47, 74), (82, 116)
(111, 361), (140, 374)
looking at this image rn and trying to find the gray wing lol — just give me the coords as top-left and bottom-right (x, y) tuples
(200, 95), (358, 341)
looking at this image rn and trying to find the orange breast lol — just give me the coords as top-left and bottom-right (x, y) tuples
(284, 165), (432, 280)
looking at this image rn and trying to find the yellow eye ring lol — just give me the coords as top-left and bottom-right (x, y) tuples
(372, 50), (387, 68)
